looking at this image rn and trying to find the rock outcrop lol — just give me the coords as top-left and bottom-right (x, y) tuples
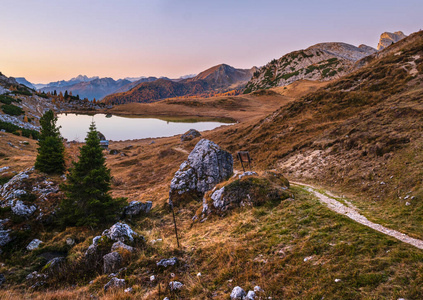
(198, 171), (290, 219)
(103, 252), (122, 274)
(123, 201), (152, 218)
(377, 31), (407, 50)
(181, 129), (202, 142)
(169, 139), (233, 205)
(244, 42), (376, 93)
(102, 222), (139, 244)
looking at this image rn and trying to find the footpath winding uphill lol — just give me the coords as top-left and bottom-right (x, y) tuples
(293, 182), (423, 250)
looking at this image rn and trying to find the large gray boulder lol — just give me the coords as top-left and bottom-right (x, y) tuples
(169, 139), (233, 205)
(27, 239), (43, 251)
(11, 200), (37, 217)
(103, 252), (122, 274)
(123, 201), (152, 217)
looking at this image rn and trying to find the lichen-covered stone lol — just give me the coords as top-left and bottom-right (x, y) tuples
(123, 201), (152, 217)
(104, 277), (125, 292)
(169, 139), (233, 205)
(103, 252), (122, 274)
(27, 239), (43, 250)
(102, 222), (139, 243)
(230, 286), (246, 299)
(169, 281), (183, 291)
(181, 129), (201, 141)
(157, 257), (178, 267)
(111, 241), (134, 252)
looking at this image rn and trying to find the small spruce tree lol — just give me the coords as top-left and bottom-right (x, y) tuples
(35, 110), (65, 174)
(59, 122), (125, 227)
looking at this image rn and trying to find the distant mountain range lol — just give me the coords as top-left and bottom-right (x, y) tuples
(102, 64), (257, 105)
(12, 30), (408, 102)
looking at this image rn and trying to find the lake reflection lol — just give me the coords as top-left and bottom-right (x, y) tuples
(57, 113), (233, 141)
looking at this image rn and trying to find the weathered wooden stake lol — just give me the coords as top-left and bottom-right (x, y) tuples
(171, 203), (180, 248)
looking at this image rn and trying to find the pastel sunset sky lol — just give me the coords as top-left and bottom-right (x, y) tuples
(1, 0), (422, 83)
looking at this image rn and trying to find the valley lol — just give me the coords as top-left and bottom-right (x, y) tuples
(0, 29), (422, 299)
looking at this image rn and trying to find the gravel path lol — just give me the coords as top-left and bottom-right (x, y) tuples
(292, 182), (423, 250)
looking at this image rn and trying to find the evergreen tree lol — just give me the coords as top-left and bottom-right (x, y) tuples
(35, 110), (65, 174)
(64, 90), (68, 99)
(59, 122), (125, 227)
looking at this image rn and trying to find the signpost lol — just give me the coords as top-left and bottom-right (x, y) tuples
(237, 151), (252, 172)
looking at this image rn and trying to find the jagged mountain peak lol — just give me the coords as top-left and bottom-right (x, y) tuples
(377, 31), (407, 50)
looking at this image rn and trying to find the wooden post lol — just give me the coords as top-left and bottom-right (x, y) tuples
(171, 203), (180, 248)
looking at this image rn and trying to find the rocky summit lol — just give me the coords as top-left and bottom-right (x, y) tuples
(244, 41), (376, 93)
(377, 31), (407, 50)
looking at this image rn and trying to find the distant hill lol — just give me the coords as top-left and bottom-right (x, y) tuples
(15, 77), (36, 90)
(41, 77), (131, 101)
(103, 64), (256, 105)
(244, 42), (376, 93)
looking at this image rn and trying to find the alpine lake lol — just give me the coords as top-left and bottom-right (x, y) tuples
(57, 113), (235, 141)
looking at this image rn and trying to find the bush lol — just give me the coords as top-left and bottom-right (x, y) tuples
(1, 104), (24, 116)
(0, 121), (39, 139)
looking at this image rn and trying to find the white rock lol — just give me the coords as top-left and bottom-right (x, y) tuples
(254, 286), (263, 292)
(169, 281), (183, 291)
(124, 287), (133, 293)
(102, 222), (138, 243)
(197, 272), (201, 277)
(334, 278), (341, 282)
(246, 290), (256, 300)
(11, 200), (37, 217)
(27, 239), (43, 250)
(230, 286), (247, 299)
(150, 275), (155, 281)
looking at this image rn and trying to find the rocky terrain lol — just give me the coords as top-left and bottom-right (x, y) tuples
(244, 42), (376, 93)
(377, 31), (407, 50)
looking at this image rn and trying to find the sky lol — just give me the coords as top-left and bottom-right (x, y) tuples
(0, 0), (422, 83)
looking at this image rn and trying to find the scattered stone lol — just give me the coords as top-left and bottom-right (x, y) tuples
(406, 202), (411, 206)
(26, 271), (47, 281)
(103, 252), (122, 274)
(304, 256), (313, 262)
(181, 129), (201, 141)
(66, 237), (75, 246)
(334, 278), (341, 283)
(238, 171), (257, 179)
(111, 241), (135, 252)
(27, 239), (43, 250)
(230, 286), (247, 299)
(0, 229), (11, 247)
(157, 257), (178, 268)
(163, 298), (169, 300)
(169, 139), (233, 206)
(109, 149), (119, 155)
(169, 281), (183, 291)
(149, 140), (155, 145)
(104, 277), (125, 292)
(102, 222), (139, 243)
(197, 272), (201, 277)
(0, 166), (10, 173)
(44, 257), (66, 275)
(11, 200), (37, 217)
(124, 287), (133, 293)
(150, 275), (155, 281)
(246, 290), (256, 300)
(254, 286), (263, 292)
(123, 201), (152, 217)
